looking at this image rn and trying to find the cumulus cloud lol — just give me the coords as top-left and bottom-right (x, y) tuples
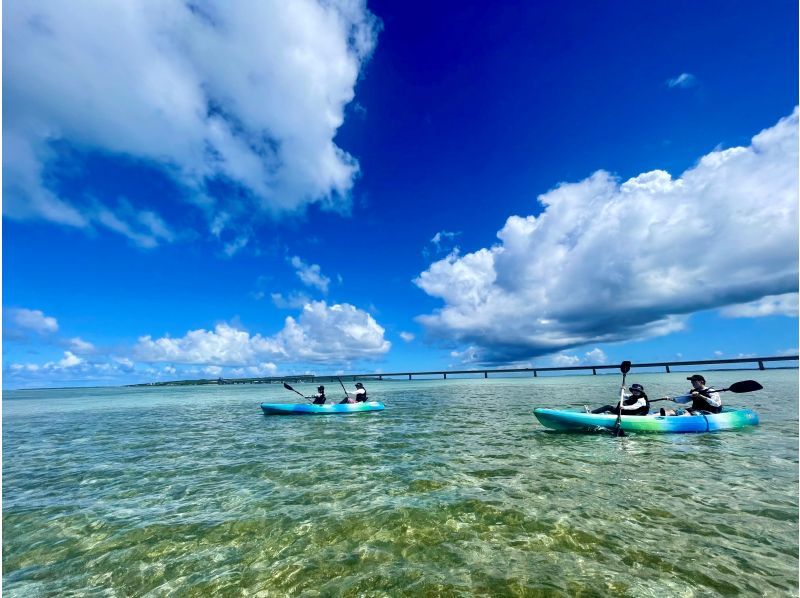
(134, 301), (390, 366)
(415, 110), (799, 364)
(4, 1), (380, 245)
(719, 292), (798, 318)
(667, 73), (697, 88)
(134, 323), (281, 366)
(290, 256), (331, 293)
(399, 331), (415, 342)
(3, 307), (59, 339)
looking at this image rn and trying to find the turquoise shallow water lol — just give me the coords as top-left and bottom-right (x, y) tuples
(3, 370), (798, 596)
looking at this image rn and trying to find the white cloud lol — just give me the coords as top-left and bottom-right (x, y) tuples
(271, 301), (391, 362)
(271, 291), (312, 310)
(424, 230), (461, 259)
(584, 348), (607, 363)
(56, 351), (84, 368)
(3, 307), (59, 337)
(203, 365), (223, 377)
(135, 323), (281, 366)
(719, 293), (798, 318)
(94, 201), (176, 249)
(222, 235), (249, 258)
(550, 354), (581, 367)
(415, 110), (799, 363)
(134, 301), (390, 366)
(290, 256), (331, 293)
(667, 73), (697, 88)
(550, 348), (606, 367)
(449, 346), (482, 364)
(67, 337), (96, 354)
(4, 1), (380, 245)
(399, 331), (415, 342)
(431, 230), (460, 249)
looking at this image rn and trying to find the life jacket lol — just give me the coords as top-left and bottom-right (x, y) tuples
(622, 393), (650, 416)
(690, 388), (721, 414)
(312, 393), (326, 405)
(355, 387), (368, 402)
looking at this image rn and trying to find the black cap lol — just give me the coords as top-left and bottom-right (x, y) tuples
(686, 374), (706, 383)
(355, 382), (364, 388)
(318, 385), (324, 391)
(630, 383), (644, 393)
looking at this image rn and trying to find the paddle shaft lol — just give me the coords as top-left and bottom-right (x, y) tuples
(612, 361), (631, 436)
(337, 377), (349, 399)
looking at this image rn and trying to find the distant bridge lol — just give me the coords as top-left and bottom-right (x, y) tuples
(135, 355), (798, 386)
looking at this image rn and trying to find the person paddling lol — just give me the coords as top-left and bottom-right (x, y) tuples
(311, 385), (327, 405)
(340, 382), (368, 403)
(660, 374), (722, 415)
(588, 383), (650, 415)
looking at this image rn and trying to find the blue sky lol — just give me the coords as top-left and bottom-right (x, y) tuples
(3, 0), (798, 388)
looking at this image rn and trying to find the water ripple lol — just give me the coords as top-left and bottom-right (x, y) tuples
(4, 371), (798, 596)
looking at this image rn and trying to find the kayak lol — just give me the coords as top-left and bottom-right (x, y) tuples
(260, 401), (385, 415)
(533, 407), (759, 434)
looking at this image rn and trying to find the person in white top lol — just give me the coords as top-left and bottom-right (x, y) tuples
(660, 374), (722, 415)
(339, 382), (368, 404)
(588, 383), (650, 415)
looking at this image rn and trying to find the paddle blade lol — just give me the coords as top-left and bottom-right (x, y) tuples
(612, 426), (626, 437)
(283, 382), (295, 392)
(620, 361), (631, 374)
(727, 380), (763, 393)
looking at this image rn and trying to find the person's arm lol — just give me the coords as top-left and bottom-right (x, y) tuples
(697, 388), (722, 407)
(620, 397), (647, 412)
(669, 392), (692, 404)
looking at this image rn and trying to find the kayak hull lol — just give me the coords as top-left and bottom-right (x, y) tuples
(533, 407), (759, 434)
(260, 401), (385, 415)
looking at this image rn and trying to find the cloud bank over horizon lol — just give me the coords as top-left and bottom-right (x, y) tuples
(4, 0), (380, 247)
(415, 109), (799, 364)
(5, 301), (391, 387)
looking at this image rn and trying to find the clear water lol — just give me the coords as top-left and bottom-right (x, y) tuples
(3, 370), (798, 596)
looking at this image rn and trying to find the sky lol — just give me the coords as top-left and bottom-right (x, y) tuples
(3, 0), (798, 389)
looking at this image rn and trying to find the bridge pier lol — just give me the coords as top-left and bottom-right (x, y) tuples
(408, 374), (412, 380)
(484, 371), (488, 378)
(378, 375), (382, 380)
(533, 370), (538, 377)
(443, 373), (447, 379)
(592, 368), (596, 375)
(666, 365), (670, 373)
(758, 360), (765, 370)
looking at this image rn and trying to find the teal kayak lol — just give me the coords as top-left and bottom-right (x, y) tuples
(260, 401), (385, 415)
(533, 407), (759, 434)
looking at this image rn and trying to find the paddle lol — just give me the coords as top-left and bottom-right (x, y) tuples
(611, 361), (632, 437)
(337, 377), (351, 402)
(283, 382), (310, 402)
(650, 379), (763, 403)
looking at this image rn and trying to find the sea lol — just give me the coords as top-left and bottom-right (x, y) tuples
(3, 369), (798, 596)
